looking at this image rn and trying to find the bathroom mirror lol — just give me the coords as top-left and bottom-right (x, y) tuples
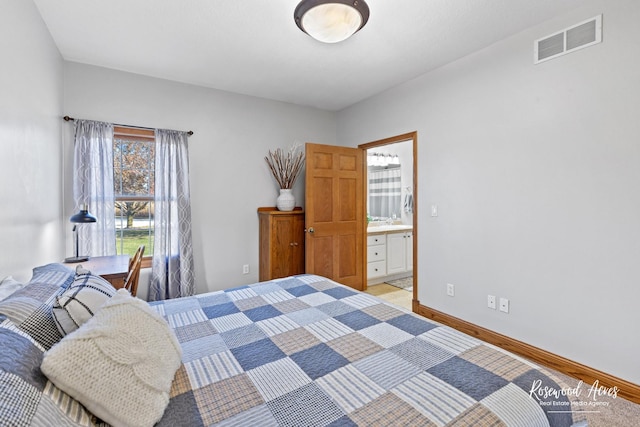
(366, 151), (402, 221)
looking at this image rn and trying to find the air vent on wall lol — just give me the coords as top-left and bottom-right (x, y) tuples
(534, 15), (602, 64)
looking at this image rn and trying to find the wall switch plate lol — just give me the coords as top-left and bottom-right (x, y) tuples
(499, 297), (509, 313)
(431, 204), (438, 217)
(242, 264), (250, 275)
(487, 295), (496, 309)
(447, 283), (455, 297)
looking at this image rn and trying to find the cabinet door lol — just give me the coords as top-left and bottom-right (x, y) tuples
(406, 232), (413, 271)
(259, 210), (306, 281)
(386, 232), (407, 275)
(272, 216), (295, 279)
(291, 213), (305, 275)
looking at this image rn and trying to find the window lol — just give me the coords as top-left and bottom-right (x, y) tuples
(113, 127), (155, 263)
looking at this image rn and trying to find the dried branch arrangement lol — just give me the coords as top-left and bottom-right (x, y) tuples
(265, 144), (305, 189)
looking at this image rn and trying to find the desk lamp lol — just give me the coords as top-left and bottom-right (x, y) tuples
(64, 204), (97, 263)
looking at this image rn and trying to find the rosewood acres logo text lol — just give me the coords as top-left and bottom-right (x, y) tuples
(529, 379), (619, 410)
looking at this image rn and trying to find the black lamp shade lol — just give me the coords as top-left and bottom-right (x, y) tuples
(70, 207), (97, 223)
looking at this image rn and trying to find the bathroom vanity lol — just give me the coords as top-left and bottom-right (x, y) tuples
(366, 224), (413, 284)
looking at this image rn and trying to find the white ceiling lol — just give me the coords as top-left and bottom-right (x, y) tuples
(34, 0), (584, 111)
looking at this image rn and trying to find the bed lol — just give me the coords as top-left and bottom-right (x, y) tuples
(1, 263), (587, 426)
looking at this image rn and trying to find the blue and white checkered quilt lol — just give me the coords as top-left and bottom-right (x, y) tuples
(149, 274), (585, 426)
(0, 267), (587, 426)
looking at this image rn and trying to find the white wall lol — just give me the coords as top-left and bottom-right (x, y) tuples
(63, 63), (337, 297)
(338, 0), (640, 385)
(0, 0), (64, 282)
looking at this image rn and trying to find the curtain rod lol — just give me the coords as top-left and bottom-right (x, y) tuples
(63, 116), (193, 136)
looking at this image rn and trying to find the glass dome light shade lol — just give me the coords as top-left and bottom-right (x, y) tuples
(295, 0), (370, 44)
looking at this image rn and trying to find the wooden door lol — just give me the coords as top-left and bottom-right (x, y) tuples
(305, 143), (365, 290)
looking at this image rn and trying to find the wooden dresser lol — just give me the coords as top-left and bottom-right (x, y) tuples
(258, 207), (305, 281)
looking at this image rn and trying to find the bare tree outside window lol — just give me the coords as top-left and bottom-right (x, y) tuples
(113, 131), (155, 258)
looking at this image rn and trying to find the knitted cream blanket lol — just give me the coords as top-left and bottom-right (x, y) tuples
(42, 289), (182, 427)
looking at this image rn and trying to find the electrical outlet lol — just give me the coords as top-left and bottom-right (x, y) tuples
(499, 297), (509, 313)
(447, 283), (455, 297)
(242, 264), (250, 275)
(487, 295), (496, 309)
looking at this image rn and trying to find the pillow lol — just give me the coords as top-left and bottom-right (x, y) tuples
(41, 289), (183, 427)
(0, 276), (24, 301)
(29, 263), (76, 289)
(52, 269), (117, 336)
(0, 264), (75, 350)
(0, 315), (94, 426)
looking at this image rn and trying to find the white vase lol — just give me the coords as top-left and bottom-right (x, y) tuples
(276, 189), (295, 211)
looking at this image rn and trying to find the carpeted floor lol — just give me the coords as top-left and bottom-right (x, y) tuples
(385, 276), (413, 292)
(549, 371), (640, 427)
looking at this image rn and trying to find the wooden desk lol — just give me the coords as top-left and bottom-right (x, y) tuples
(65, 255), (129, 289)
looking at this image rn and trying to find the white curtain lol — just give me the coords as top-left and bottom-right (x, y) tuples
(368, 166), (402, 219)
(149, 129), (195, 300)
(73, 120), (116, 256)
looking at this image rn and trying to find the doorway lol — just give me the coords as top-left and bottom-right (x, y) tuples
(359, 132), (418, 310)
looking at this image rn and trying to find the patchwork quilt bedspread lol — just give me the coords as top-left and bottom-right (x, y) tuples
(149, 274), (585, 427)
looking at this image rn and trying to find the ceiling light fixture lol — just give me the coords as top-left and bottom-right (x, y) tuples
(294, 0), (370, 44)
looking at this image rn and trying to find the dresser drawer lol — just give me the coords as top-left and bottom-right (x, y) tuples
(367, 234), (386, 246)
(367, 245), (386, 262)
(367, 260), (386, 278)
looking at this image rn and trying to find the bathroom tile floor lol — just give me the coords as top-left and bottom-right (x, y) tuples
(365, 283), (412, 311)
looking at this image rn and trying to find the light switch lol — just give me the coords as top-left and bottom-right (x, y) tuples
(431, 204), (438, 217)
(447, 283), (455, 296)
